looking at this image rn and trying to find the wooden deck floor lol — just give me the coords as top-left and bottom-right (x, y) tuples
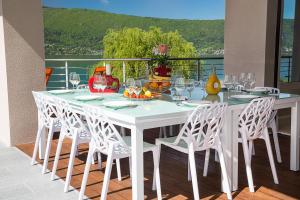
(17, 128), (300, 200)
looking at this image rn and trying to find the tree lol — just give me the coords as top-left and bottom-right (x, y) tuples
(100, 27), (198, 80)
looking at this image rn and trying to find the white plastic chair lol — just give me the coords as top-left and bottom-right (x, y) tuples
(238, 97), (278, 192)
(156, 103), (232, 200)
(254, 87), (282, 162)
(31, 92), (61, 174)
(79, 105), (162, 200)
(50, 98), (93, 192)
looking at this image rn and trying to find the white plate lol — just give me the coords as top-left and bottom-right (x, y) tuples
(102, 101), (136, 108)
(182, 100), (211, 107)
(74, 95), (103, 101)
(48, 89), (73, 94)
(231, 94), (259, 100)
(245, 88), (269, 93)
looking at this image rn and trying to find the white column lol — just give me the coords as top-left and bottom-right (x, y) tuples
(0, 0), (45, 146)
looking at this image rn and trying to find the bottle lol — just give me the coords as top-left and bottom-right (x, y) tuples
(205, 66), (221, 95)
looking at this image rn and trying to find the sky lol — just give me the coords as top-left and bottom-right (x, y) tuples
(43, 0), (296, 20)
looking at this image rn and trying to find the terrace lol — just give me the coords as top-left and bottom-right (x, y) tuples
(1, 0), (300, 200)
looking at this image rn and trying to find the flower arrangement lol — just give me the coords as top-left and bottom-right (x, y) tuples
(149, 44), (170, 67)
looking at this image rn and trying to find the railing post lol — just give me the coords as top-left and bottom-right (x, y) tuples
(288, 57), (291, 82)
(122, 61), (126, 85)
(65, 61), (69, 89)
(197, 59), (200, 81)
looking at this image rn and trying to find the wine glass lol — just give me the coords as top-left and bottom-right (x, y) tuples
(134, 80), (142, 99)
(247, 73), (256, 89)
(175, 77), (185, 97)
(232, 75), (238, 90)
(239, 73), (247, 87)
(93, 74), (107, 93)
(126, 78), (135, 100)
(223, 74), (232, 90)
(185, 79), (195, 98)
(69, 72), (80, 89)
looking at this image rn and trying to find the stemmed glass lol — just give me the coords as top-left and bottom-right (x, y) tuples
(247, 73), (256, 89)
(232, 75), (238, 90)
(175, 77), (186, 97)
(239, 73), (247, 87)
(93, 74), (107, 93)
(126, 78), (135, 100)
(185, 79), (195, 98)
(223, 74), (232, 90)
(69, 72), (80, 89)
(134, 80), (142, 99)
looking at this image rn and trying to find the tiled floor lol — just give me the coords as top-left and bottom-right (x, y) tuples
(0, 147), (83, 200)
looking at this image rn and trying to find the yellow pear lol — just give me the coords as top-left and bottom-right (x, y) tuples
(205, 68), (221, 95)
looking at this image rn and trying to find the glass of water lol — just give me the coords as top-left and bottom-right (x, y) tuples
(175, 77), (186, 97)
(185, 79), (195, 98)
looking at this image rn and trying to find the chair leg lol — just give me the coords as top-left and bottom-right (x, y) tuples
(187, 158), (191, 181)
(129, 156), (132, 178)
(79, 147), (94, 200)
(270, 120), (282, 163)
(188, 145), (200, 200)
(120, 127), (126, 137)
(169, 125), (174, 136)
(217, 145), (232, 200)
(97, 152), (102, 170)
(116, 159), (122, 181)
(64, 134), (79, 193)
(42, 123), (55, 174)
(51, 133), (65, 180)
(203, 149), (210, 177)
(91, 153), (96, 165)
(38, 127), (46, 160)
(241, 135), (255, 192)
(249, 141), (253, 164)
(31, 127), (43, 165)
(152, 148), (162, 200)
(251, 142), (255, 155)
(159, 127), (167, 138)
(100, 148), (114, 200)
(264, 128), (279, 184)
(214, 150), (219, 162)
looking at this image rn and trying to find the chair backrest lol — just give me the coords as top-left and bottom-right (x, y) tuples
(174, 103), (227, 151)
(239, 97), (275, 140)
(83, 105), (129, 154)
(32, 91), (58, 127)
(255, 87), (280, 94)
(54, 97), (87, 138)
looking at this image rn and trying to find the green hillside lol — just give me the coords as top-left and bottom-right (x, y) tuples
(43, 7), (293, 56)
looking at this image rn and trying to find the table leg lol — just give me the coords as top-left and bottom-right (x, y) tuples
(131, 126), (144, 200)
(222, 108), (239, 192)
(290, 101), (300, 171)
(38, 127), (46, 159)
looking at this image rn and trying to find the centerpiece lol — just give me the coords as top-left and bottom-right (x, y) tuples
(145, 44), (172, 93)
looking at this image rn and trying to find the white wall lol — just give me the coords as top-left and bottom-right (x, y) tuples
(0, 0), (45, 146)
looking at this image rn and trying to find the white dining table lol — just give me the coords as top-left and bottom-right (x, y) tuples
(38, 88), (300, 199)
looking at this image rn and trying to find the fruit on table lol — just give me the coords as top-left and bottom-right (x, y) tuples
(145, 91), (152, 98)
(205, 68), (221, 95)
(123, 88), (152, 99)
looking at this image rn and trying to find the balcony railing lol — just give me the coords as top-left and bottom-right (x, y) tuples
(45, 55), (292, 90)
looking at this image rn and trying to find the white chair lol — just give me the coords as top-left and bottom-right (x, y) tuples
(238, 97), (278, 192)
(31, 92), (61, 174)
(79, 105), (162, 200)
(255, 87), (282, 163)
(50, 98), (92, 192)
(156, 103), (232, 200)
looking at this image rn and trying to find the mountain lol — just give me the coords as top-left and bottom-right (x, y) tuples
(43, 7), (293, 56)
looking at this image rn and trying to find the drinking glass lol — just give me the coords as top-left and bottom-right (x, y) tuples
(93, 74), (107, 93)
(185, 79), (195, 98)
(232, 75), (238, 90)
(134, 80), (142, 99)
(126, 78), (135, 100)
(239, 73), (247, 87)
(247, 73), (256, 89)
(223, 74), (232, 90)
(69, 72), (80, 89)
(175, 77), (185, 97)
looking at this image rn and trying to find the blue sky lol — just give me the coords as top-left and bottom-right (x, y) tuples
(43, 0), (295, 20)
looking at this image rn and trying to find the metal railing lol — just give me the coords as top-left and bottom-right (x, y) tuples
(45, 57), (224, 90)
(45, 55), (293, 90)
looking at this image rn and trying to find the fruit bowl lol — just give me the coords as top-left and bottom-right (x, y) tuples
(123, 88), (159, 100)
(143, 79), (171, 94)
